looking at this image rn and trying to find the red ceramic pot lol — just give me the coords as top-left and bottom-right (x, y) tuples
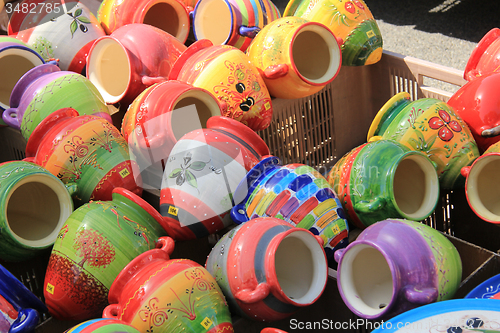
(86, 24), (187, 105)
(464, 28), (500, 81)
(159, 116), (270, 240)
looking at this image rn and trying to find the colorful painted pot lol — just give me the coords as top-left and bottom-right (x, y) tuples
(464, 28), (500, 81)
(0, 36), (45, 123)
(169, 40), (273, 131)
(326, 139), (440, 229)
(102, 238), (233, 332)
(231, 156), (349, 260)
(8, 0), (106, 74)
(87, 23), (187, 105)
(97, 0), (190, 43)
(368, 91), (479, 189)
(24, 107), (141, 206)
(246, 17), (342, 99)
(284, 0), (382, 66)
(205, 217), (328, 322)
(159, 115), (270, 240)
(335, 218), (462, 320)
(0, 160), (74, 262)
(192, 0), (281, 52)
(465, 273), (500, 299)
(0, 263), (48, 333)
(64, 318), (141, 332)
(448, 71), (500, 153)
(121, 80), (224, 189)
(43, 187), (171, 321)
(2, 63), (110, 141)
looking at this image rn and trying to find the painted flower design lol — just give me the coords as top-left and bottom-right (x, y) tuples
(168, 152), (208, 188)
(428, 109), (462, 142)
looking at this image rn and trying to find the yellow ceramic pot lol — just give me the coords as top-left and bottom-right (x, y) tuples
(246, 17), (342, 99)
(284, 0), (382, 66)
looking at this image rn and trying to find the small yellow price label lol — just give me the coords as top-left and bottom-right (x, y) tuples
(366, 30), (375, 38)
(46, 283), (55, 295)
(265, 102), (271, 110)
(168, 206), (179, 216)
(467, 151), (475, 160)
(200, 317), (213, 329)
(119, 168), (131, 178)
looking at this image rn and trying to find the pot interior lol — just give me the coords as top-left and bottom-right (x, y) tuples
(143, 2), (184, 40)
(393, 154), (439, 219)
(339, 243), (393, 317)
(193, 0), (232, 45)
(274, 231), (327, 305)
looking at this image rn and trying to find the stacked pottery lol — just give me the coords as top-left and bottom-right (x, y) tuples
(327, 139), (440, 229)
(169, 40), (273, 131)
(367, 91), (479, 190)
(246, 17), (342, 99)
(283, 0), (383, 66)
(24, 108), (141, 206)
(231, 156), (349, 260)
(43, 187), (172, 321)
(205, 217), (328, 322)
(159, 115), (270, 240)
(335, 218), (462, 320)
(102, 238), (234, 332)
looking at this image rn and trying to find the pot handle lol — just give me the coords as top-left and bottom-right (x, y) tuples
(461, 166), (471, 178)
(481, 124), (500, 138)
(64, 182), (78, 198)
(263, 64), (289, 80)
(2, 108), (21, 130)
(9, 308), (39, 333)
(156, 236), (176, 257)
(234, 282), (270, 303)
(142, 76), (167, 87)
(354, 197), (386, 214)
(230, 203), (250, 225)
(404, 285), (438, 305)
(102, 304), (121, 318)
(333, 248), (345, 263)
(239, 26), (260, 38)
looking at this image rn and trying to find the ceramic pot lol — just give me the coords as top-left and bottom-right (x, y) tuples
(64, 318), (141, 332)
(465, 273), (500, 299)
(43, 187), (171, 321)
(121, 80), (224, 189)
(335, 218), (462, 320)
(326, 139), (440, 229)
(102, 238), (233, 332)
(0, 263), (48, 333)
(261, 329), (288, 333)
(231, 156), (349, 260)
(97, 0), (190, 43)
(24, 107), (142, 206)
(169, 40), (273, 131)
(8, 0), (106, 74)
(192, 0), (280, 52)
(0, 160), (74, 262)
(159, 115), (270, 240)
(2, 63), (110, 141)
(86, 23), (187, 106)
(447, 71), (500, 153)
(367, 91), (479, 190)
(0, 36), (45, 122)
(246, 17), (342, 99)
(205, 217), (328, 322)
(284, 0), (382, 66)
(464, 28), (500, 81)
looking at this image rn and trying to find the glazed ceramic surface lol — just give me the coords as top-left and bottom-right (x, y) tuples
(466, 273), (500, 299)
(192, 0), (280, 51)
(9, 0), (106, 74)
(335, 219), (462, 320)
(0, 160), (74, 262)
(97, 0), (190, 43)
(246, 17), (342, 99)
(43, 187), (170, 321)
(24, 108), (141, 206)
(2, 63), (110, 141)
(231, 156), (349, 260)
(368, 91), (479, 189)
(448, 71), (500, 153)
(284, 0), (382, 66)
(464, 28), (500, 81)
(205, 217), (328, 322)
(103, 238), (233, 332)
(370, 299), (500, 333)
(87, 23), (187, 105)
(169, 41), (273, 131)
(64, 318), (141, 332)
(160, 116), (270, 240)
(0, 36), (45, 121)
(326, 139), (440, 229)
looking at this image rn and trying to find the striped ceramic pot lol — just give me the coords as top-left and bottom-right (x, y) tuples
(231, 156), (349, 260)
(64, 318), (140, 332)
(205, 217), (328, 322)
(103, 241), (233, 333)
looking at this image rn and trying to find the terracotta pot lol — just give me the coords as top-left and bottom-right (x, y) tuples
(103, 239), (233, 332)
(335, 218), (462, 320)
(205, 217), (328, 322)
(464, 28), (500, 81)
(43, 187), (171, 321)
(159, 115), (270, 240)
(246, 17), (342, 99)
(64, 318), (140, 332)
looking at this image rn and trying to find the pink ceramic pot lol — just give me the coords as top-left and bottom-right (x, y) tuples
(86, 23), (187, 105)
(464, 28), (500, 81)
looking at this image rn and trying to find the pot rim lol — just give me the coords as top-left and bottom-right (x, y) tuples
(366, 92), (411, 141)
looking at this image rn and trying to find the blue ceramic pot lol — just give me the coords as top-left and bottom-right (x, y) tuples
(465, 273), (500, 299)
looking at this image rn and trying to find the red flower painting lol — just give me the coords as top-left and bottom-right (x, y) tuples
(428, 109), (462, 142)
